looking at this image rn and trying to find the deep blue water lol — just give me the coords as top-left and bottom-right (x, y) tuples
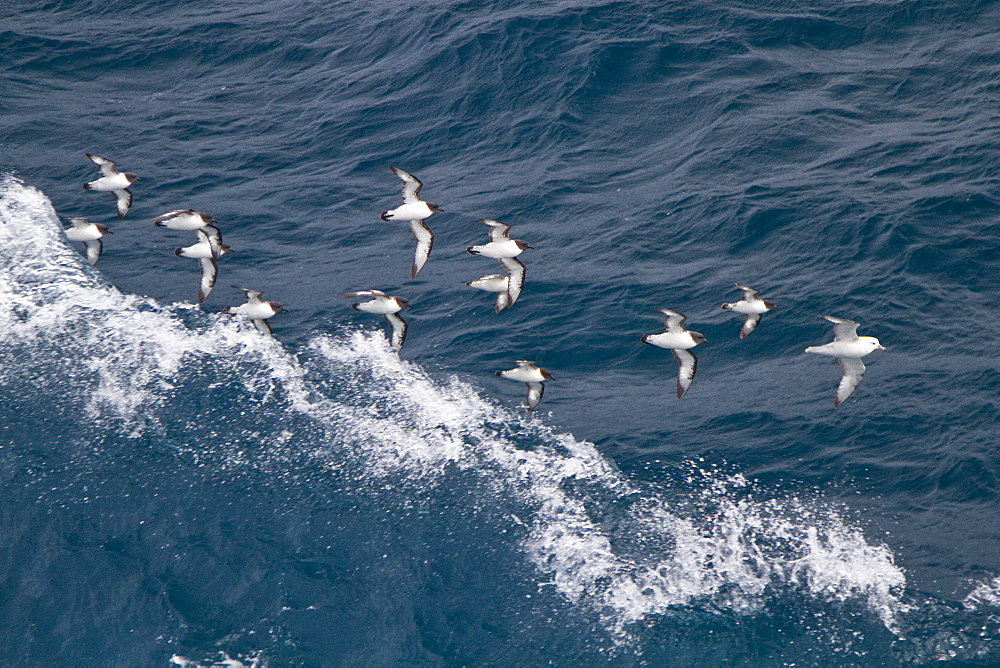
(2, 0), (1000, 664)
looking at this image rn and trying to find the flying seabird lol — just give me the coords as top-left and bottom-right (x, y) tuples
(496, 360), (553, 411)
(82, 153), (139, 219)
(63, 216), (112, 265)
(174, 225), (232, 302)
(380, 166), (441, 278)
(721, 283), (777, 338)
(466, 219), (531, 305)
(223, 286), (284, 336)
(339, 289), (411, 351)
(465, 273), (511, 313)
(641, 308), (708, 398)
(152, 209), (216, 231)
(805, 314), (885, 406)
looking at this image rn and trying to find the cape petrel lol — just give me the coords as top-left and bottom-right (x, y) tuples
(641, 308), (708, 399)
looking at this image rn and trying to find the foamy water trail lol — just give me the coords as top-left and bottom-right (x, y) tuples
(0, 175), (910, 641)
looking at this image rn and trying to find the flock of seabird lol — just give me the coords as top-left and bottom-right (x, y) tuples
(67, 154), (885, 411)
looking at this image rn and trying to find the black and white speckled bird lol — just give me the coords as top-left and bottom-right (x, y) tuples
(82, 153), (139, 219)
(223, 286), (284, 336)
(339, 289), (411, 351)
(379, 166), (441, 278)
(641, 308), (708, 399)
(496, 360), (553, 411)
(63, 216), (112, 266)
(721, 283), (777, 338)
(174, 225), (232, 303)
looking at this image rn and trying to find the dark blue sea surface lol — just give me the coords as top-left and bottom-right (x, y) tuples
(2, 0), (1000, 664)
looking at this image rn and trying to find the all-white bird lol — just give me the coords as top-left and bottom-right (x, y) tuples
(465, 273), (511, 313)
(641, 308), (708, 399)
(496, 360), (553, 411)
(63, 216), (112, 265)
(82, 153), (139, 219)
(721, 283), (777, 338)
(805, 314), (885, 407)
(153, 209), (216, 231)
(223, 286), (284, 336)
(379, 166), (441, 278)
(466, 219), (531, 305)
(339, 289), (411, 351)
(174, 225), (232, 303)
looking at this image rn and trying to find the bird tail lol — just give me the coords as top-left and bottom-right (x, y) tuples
(721, 302), (733, 310)
(82, 183), (92, 191)
(466, 246), (480, 255)
(380, 211), (391, 221)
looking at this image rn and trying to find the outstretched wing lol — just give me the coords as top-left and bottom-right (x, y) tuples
(408, 219), (434, 278)
(114, 189), (132, 219)
(152, 209), (191, 223)
(480, 218), (512, 242)
(86, 153), (117, 176)
(494, 291), (510, 313)
(252, 318), (274, 336)
(525, 382), (544, 411)
(338, 289), (387, 298)
(655, 307), (687, 334)
(199, 225), (224, 257)
(83, 238), (102, 266)
(672, 349), (697, 399)
(389, 165), (423, 203)
(198, 257), (218, 303)
(740, 314), (762, 339)
(821, 314), (860, 341)
(499, 256), (525, 305)
(736, 283), (759, 300)
(835, 357), (866, 407)
(385, 312), (408, 351)
(232, 286), (265, 302)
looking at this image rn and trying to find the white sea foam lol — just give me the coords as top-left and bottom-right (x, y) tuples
(0, 176), (909, 641)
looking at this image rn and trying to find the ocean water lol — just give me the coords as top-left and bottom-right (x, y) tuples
(2, 0), (999, 664)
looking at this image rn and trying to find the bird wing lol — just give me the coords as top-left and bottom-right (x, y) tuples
(408, 219), (434, 278)
(736, 283), (759, 300)
(740, 314), (762, 339)
(198, 257), (218, 303)
(83, 238), (102, 266)
(494, 290), (510, 313)
(385, 312), (408, 351)
(252, 318), (274, 336)
(232, 286), (265, 302)
(672, 349), (697, 399)
(86, 153), (117, 176)
(338, 289), (386, 298)
(114, 189), (132, 219)
(821, 314), (860, 341)
(389, 165), (423, 203)
(655, 308), (687, 333)
(200, 225), (224, 257)
(525, 382), (545, 411)
(835, 357), (866, 407)
(152, 209), (190, 223)
(499, 256), (525, 305)
(479, 218), (512, 242)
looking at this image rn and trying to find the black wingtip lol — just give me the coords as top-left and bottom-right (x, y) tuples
(466, 247), (479, 255)
(173, 248), (182, 257)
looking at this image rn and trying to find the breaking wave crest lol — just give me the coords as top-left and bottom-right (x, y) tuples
(0, 176), (911, 650)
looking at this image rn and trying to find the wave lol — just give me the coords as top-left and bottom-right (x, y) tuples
(7, 175), (983, 662)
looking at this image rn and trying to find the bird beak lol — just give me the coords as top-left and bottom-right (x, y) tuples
(877, 345), (886, 350)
